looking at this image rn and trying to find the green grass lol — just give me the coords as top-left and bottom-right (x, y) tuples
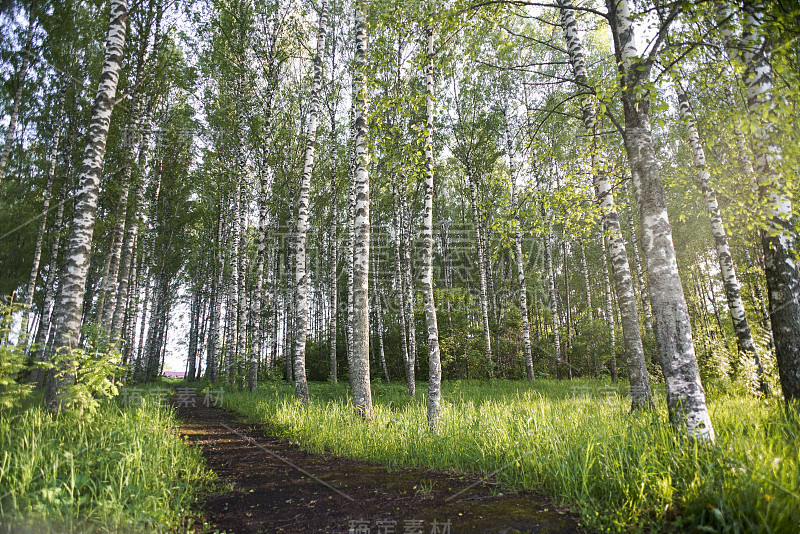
(220, 378), (799, 533)
(0, 385), (214, 533)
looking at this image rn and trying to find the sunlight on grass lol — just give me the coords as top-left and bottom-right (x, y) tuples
(0, 386), (213, 533)
(222, 379), (799, 533)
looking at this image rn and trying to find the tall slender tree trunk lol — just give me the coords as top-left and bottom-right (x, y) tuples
(559, 0), (651, 407)
(392, 176), (412, 394)
(468, 169), (493, 375)
(673, 82), (768, 393)
(346, 157), (356, 375)
(110, 111), (151, 346)
(250, 164), (269, 390)
(187, 285), (200, 381)
(23, 98), (64, 339)
(95, 233), (118, 323)
(329, 117), (339, 384)
(608, 0), (713, 439)
(236, 144), (248, 388)
(226, 181), (240, 385)
(44, 0), (129, 412)
(422, 26), (442, 432)
(544, 226), (561, 374)
(349, 0), (372, 418)
(121, 232), (140, 366)
(602, 235), (618, 381)
(206, 206), (224, 382)
(29, 132), (71, 387)
(292, 0), (328, 403)
(579, 240), (596, 373)
(101, 96), (147, 329)
(372, 232), (389, 383)
(400, 179), (418, 382)
(503, 106), (534, 381)
(726, 2), (800, 403)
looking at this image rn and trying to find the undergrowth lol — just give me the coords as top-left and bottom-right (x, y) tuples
(220, 379), (799, 533)
(0, 385), (214, 533)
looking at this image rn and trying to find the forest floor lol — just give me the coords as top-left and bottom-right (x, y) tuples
(172, 387), (584, 534)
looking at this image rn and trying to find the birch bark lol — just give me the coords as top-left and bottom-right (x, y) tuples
(349, 0), (372, 418)
(422, 26), (442, 432)
(23, 98), (64, 339)
(503, 105), (534, 380)
(602, 234), (617, 381)
(608, 0), (713, 438)
(468, 169), (493, 375)
(558, 0), (651, 407)
(329, 109), (339, 384)
(737, 2), (800, 401)
(44, 0), (129, 411)
(673, 82), (767, 393)
(392, 176), (412, 394)
(293, 0), (328, 403)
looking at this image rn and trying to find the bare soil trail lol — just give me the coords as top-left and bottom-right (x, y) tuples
(172, 388), (584, 534)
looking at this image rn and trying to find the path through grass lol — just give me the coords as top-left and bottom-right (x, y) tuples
(220, 379), (799, 533)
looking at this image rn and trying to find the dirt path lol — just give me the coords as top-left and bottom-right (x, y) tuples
(173, 388), (584, 534)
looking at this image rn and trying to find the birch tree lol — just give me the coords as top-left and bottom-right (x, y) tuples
(502, 100), (534, 381)
(44, 0), (129, 412)
(349, 0), (372, 418)
(726, 1), (800, 402)
(607, 0), (713, 439)
(672, 81), (768, 393)
(293, 0), (328, 403)
(557, 0), (651, 409)
(422, 24), (442, 433)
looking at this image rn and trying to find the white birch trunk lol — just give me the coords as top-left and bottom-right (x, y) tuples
(422, 26), (442, 432)
(609, 0), (713, 439)
(503, 106), (534, 380)
(559, 0), (651, 408)
(44, 0), (129, 411)
(737, 2), (800, 401)
(250, 163), (269, 390)
(236, 143), (248, 388)
(349, 0), (372, 418)
(110, 112), (151, 346)
(293, 0), (328, 403)
(372, 234), (390, 383)
(400, 179), (418, 383)
(544, 226), (560, 372)
(602, 234), (617, 381)
(206, 206), (224, 382)
(392, 176), (412, 394)
(673, 82), (768, 393)
(468, 170), (493, 375)
(329, 113), (339, 384)
(23, 107), (63, 339)
(29, 134), (71, 387)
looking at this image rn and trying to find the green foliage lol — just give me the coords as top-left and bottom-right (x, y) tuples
(46, 345), (123, 415)
(0, 298), (33, 411)
(223, 380), (800, 533)
(0, 386), (213, 532)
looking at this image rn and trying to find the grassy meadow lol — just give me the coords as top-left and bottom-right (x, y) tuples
(0, 385), (214, 533)
(220, 379), (799, 533)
